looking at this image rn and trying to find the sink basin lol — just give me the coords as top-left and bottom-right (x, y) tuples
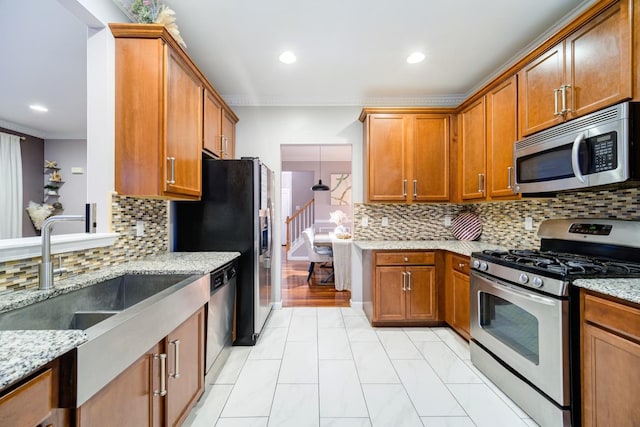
(0, 272), (210, 406)
(0, 274), (191, 331)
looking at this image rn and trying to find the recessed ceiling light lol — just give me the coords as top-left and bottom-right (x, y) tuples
(406, 52), (426, 64)
(29, 104), (48, 112)
(279, 51), (297, 64)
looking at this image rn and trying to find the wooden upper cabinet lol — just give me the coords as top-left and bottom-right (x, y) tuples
(487, 76), (519, 199)
(165, 49), (203, 197)
(203, 89), (238, 160)
(518, 44), (565, 136)
(362, 110), (450, 203)
(366, 114), (408, 202)
(518, 0), (632, 137)
(203, 89), (223, 158)
(222, 109), (237, 159)
(566, 0), (632, 119)
(459, 97), (487, 201)
(411, 115), (450, 202)
(112, 24), (203, 200)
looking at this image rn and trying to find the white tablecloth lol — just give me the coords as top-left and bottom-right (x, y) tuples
(315, 233), (352, 291)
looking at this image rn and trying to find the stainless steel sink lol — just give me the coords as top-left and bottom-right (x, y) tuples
(0, 274), (191, 330)
(0, 272), (210, 406)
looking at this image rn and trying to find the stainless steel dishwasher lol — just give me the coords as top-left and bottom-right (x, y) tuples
(206, 261), (237, 376)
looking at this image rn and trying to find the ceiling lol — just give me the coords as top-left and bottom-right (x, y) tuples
(281, 145), (352, 162)
(1, 0), (592, 139)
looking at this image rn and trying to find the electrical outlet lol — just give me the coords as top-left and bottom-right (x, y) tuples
(381, 217), (389, 227)
(361, 216), (369, 227)
(444, 215), (452, 227)
(136, 220), (145, 237)
(524, 217), (534, 231)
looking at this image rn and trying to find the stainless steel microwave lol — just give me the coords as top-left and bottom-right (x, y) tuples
(513, 102), (640, 194)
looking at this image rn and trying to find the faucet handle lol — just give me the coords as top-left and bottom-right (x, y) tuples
(54, 255), (68, 276)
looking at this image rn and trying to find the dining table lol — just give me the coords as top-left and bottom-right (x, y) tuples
(314, 232), (352, 291)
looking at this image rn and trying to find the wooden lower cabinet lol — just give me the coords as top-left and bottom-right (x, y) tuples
(0, 369), (55, 427)
(77, 307), (205, 427)
(581, 290), (640, 426)
(444, 253), (471, 340)
(372, 251), (438, 325)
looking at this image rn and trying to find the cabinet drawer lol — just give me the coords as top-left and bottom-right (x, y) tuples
(451, 254), (470, 275)
(583, 292), (640, 341)
(0, 369), (53, 426)
(375, 251), (435, 266)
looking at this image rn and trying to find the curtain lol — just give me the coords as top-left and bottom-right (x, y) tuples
(0, 132), (23, 239)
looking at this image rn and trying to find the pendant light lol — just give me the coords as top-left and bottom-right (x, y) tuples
(311, 145), (330, 191)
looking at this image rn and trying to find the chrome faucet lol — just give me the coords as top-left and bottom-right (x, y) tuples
(38, 204), (96, 290)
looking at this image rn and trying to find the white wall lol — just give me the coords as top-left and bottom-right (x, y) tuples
(234, 106), (364, 306)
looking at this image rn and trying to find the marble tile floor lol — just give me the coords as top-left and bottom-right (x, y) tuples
(183, 307), (539, 427)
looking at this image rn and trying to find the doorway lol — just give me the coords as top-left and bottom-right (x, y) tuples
(280, 144), (352, 307)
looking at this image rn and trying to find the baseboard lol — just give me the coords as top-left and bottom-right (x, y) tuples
(273, 300), (283, 310)
(349, 300), (363, 310)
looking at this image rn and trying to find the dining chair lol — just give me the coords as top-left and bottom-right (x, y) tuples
(301, 228), (333, 282)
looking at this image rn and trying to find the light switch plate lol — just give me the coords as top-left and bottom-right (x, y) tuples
(361, 216), (369, 227)
(524, 217), (534, 231)
(136, 220), (145, 237)
(444, 215), (452, 227)
(381, 217), (389, 227)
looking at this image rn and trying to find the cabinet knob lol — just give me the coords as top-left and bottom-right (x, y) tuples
(458, 263), (466, 268)
(404, 257), (408, 262)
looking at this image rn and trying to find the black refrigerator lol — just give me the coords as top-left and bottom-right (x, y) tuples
(173, 158), (274, 345)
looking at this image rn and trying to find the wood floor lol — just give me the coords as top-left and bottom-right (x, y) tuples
(280, 246), (351, 307)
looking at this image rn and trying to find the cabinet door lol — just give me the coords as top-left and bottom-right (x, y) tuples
(486, 76), (518, 199)
(166, 308), (205, 427)
(222, 109), (236, 159)
(405, 266), (436, 321)
(374, 266), (406, 321)
(367, 115), (408, 202)
(459, 98), (487, 200)
(582, 323), (640, 426)
(78, 342), (163, 427)
(451, 270), (470, 339)
(566, 0), (632, 120)
(518, 44), (565, 137)
(203, 89), (223, 157)
(411, 115), (449, 202)
(165, 47), (203, 197)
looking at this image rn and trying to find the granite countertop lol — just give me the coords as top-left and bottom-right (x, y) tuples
(572, 278), (640, 305)
(353, 240), (505, 256)
(0, 251), (240, 392)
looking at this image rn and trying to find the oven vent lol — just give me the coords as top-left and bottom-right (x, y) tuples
(516, 102), (626, 150)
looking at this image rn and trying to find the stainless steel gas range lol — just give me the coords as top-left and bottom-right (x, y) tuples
(469, 219), (640, 427)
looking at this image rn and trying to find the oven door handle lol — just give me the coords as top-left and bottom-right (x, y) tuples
(473, 272), (557, 306)
(571, 132), (586, 183)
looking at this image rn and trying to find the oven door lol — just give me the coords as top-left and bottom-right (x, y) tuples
(470, 270), (570, 405)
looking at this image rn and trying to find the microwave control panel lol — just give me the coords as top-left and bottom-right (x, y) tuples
(587, 131), (617, 173)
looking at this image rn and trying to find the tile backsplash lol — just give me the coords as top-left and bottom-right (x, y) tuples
(0, 194), (169, 291)
(353, 186), (640, 249)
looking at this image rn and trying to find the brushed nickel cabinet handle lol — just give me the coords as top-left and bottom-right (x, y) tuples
(407, 271), (412, 291)
(458, 263), (466, 268)
(220, 135), (225, 156)
(401, 271), (407, 291)
(507, 166), (513, 189)
(153, 353), (167, 397)
(413, 179), (417, 198)
(553, 88), (561, 116)
(403, 179), (408, 197)
(167, 157), (176, 184)
(478, 173), (485, 193)
(170, 339), (181, 379)
(561, 84), (571, 114)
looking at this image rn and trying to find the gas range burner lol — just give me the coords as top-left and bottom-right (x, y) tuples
(479, 249), (640, 278)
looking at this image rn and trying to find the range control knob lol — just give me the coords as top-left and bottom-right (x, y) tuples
(518, 273), (529, 284)
(532, 277), (544, 288)
(472, 260), (481, 269)
(479, 262), (489, 272)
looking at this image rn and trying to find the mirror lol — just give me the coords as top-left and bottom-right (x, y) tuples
(0, 0), (88, 238)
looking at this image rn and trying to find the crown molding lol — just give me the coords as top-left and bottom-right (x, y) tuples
(222, 94), (466, 108)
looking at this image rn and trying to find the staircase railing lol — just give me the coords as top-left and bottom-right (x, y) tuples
(285, 198), (314, 252)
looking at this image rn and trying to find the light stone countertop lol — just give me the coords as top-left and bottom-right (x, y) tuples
(572, 278), (640, 305)
(353, 240), (505, 256)
(0, 251), (240, 392)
